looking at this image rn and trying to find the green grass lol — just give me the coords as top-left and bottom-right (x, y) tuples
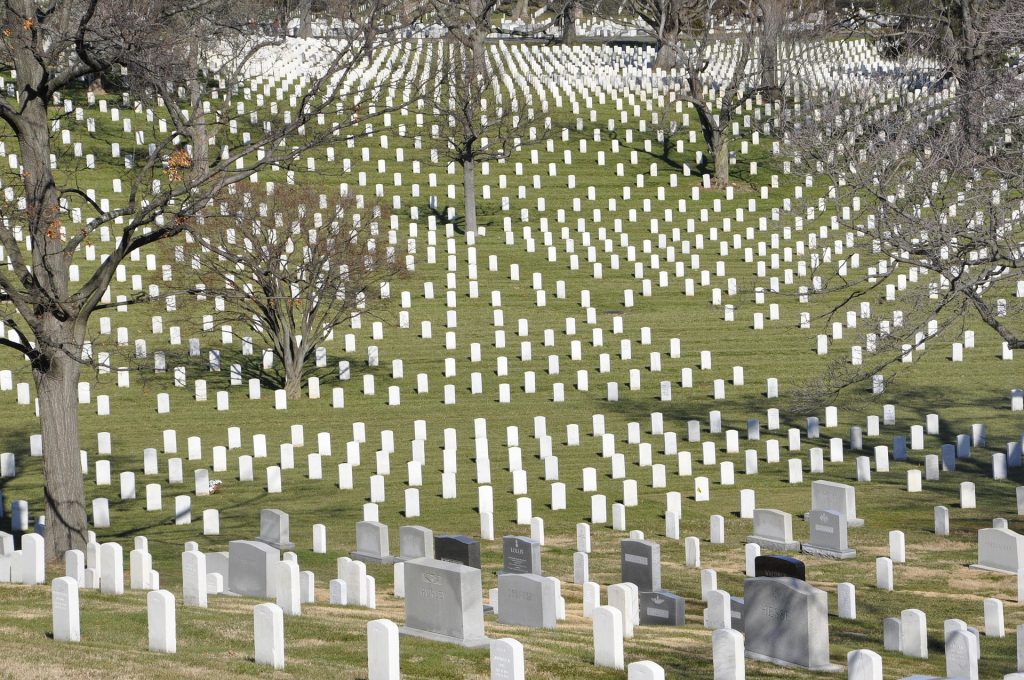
(0, 40), (1023, 679)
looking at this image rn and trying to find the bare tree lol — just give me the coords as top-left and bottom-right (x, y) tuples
(423, 0), (547, 233)
(844, 0), (1024, 144)
(786, 34), (1024, 403)
(0, 0), (396, 561)
(186, 186), (403, 398)
(614, 0), (782, 184)
(551, 0), (581, 44)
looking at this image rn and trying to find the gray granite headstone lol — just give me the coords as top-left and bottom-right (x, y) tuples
(497, 573), (556, 629)
(351, 521), (397, 564)
(810, 480), (864, 527)
(399, 525), (434, 560)
(501, 536), (542, 575)
(743, 576), (838, 671)
(257, 509), (294, 550)
(205, 551), (229, 584)
(400, 557), (491, 648)
(620, 538), (661, 592)
(639, 590), (685, 626)
(227, 540), (279, 597)
(746, 509), (801, 551)
(730, 595), (745, 632)
(972, 527), (1024, 574)
(801, 510), (856, 559)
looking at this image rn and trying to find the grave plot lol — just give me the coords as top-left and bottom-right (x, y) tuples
(0, 23), (1022, 680)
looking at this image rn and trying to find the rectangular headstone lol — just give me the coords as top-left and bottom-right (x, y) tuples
(810, 480), (863, 527)
(228, 540), (280, 598)
(501, 536), (542, 575)
(638, 590), (685, 626)
(399, 526), (434, 560)
(497, 573), (556, 629)
(801, 510), (856, 559)
(257, 509), (294, 550)
(746, 509), (800, 551)
(620, 539), (661, 592)
(743, 577), (836, 670)
(434, 535), (481, 569)
(754, 555), (806, 580)
(351, 521), (397, 564)
(973, 528), (1024, 574)
(400, 558), (491, 648)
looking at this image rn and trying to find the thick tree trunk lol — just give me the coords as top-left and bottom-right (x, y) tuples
(463, 159), (478, 234)
(653, 42), (677, 71)
(11, 49), (88, 562)
(284, 359), (304, 399)
(282, 333), (305, 399)
(35, 340), (88, 563)
(760, 41), (778, 91)
(714, 133), (730, 185)
(299, 0), (313, 38)
(513, 0), (529, 22)
(559, 1), (577, 45)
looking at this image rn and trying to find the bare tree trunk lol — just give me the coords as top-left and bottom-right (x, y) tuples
(284, 355), (304, 399)
(35, 340), (87, 563)
(299, 0), (313, 38)
(653, 41), (677, 70)
(463, 158), (478, 234)
(714, 132), (731, 185)
(513, 0), (529, 22)
(559, 1), (578, 45)
(757, 0), (784, 94)
(15, 79), (88, 562)
(187, 41), (210, 180)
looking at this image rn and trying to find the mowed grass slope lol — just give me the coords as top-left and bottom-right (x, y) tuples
(0, 39), (1021, 678)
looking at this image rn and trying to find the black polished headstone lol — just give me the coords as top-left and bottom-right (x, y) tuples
(638, 590), (685, 626)
(434, 534), (481, 569)
(754, 555), (806, 581)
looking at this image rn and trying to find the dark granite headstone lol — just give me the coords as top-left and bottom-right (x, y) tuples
(620, 538), (661, 592)
(638, 590), (685, 626)
(730, 596), (745, 632)
(434, 535), (481, 569)
(754, 555), (806, 581)
(501, 536), (542, 575)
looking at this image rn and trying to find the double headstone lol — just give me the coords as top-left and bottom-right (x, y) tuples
(497, 573), (556, 629)
(743, 576), (836, 671)
(399, 558), (491, 648)
(973, 527), (1024, 574)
